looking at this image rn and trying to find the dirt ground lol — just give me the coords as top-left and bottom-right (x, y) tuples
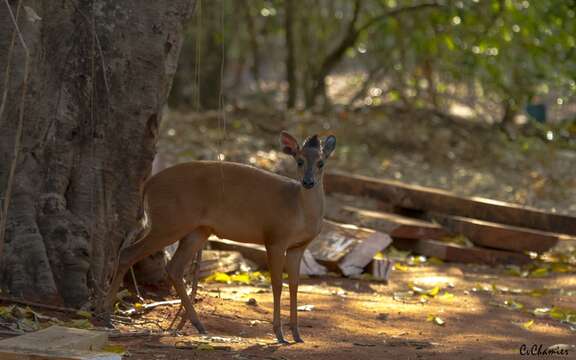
(111, 261), (576, 360)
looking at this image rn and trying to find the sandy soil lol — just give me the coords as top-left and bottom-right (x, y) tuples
(112, 263), (576, 360)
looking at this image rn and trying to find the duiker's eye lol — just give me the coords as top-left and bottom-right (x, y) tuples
(317, 161), (324, 168)
(297, 159), (304, 167)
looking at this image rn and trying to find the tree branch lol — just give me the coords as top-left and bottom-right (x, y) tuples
(356, 2), (440, 34)
(307, 1), (440, 107)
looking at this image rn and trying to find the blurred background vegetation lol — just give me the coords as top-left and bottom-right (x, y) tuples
(161, 0), (576, 214)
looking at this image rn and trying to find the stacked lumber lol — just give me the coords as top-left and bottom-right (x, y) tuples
(206, 220), (393, 279)
(324, 171), (576, 264)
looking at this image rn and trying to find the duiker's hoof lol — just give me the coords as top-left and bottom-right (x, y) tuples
(194, 322), (207, 334)
(291, 327), (304, 343)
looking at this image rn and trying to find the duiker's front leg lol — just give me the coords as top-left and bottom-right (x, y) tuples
(266, 244), (287, 344)
(285, 245), (306, 343)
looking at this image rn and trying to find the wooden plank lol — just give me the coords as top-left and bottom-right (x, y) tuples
(208, 238), (268, 269)
(325, 171), (576, 235)
(0, 348), (120, 360)
(393, 238), (531, 265)
(327, 205), (447, 240)
(429, 213), (560, 253)
(208, 238), (328, 276)
(0, 326), (119, 360)
(195, 250), (245, 278)
(307, 220), (392, 276)
(0, 326), (107, 352)
(327, 197), (561, 253)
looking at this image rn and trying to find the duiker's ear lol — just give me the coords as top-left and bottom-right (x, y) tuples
(322, 135), (336, 159)
(280, 131), (299, 156)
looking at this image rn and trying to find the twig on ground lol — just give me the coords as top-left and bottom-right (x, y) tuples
(145, 342), (232, 351)
(119, 299), (181, 316)
(0, 295), (80, 314)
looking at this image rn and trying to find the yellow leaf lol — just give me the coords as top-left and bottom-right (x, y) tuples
(551, 263), (571, 273)
(533, 307), (551, 316)
(134, 303), (144, 311)
(550, 307), (566, 320)
(529, 288), (548, 297)
(529, 267), (549, 278)
(76, 310), (92, 319)
(505, 265), (522, 276)
(230, 273), (251, 285)
(102, 344), (126, 354)
(197, 343), (214, 351)
(0, 306), (14, 318)
(427, 314), (445, 326)
(428, 257), (444, 265)
(394, 263), (409, 272)
(427, 286), (441, 297)
(504, 300), (524, 310)
(373, 251), (386, 261)
(521, 320), (534, 329)
(439, 292), (455, 301)
(65, 319), (93, 329)
(205, 272), (231, 283)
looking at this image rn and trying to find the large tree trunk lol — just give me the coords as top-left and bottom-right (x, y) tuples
(0, 0), (194, 308)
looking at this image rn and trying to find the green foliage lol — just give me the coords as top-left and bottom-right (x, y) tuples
(172, 0), (575, 122)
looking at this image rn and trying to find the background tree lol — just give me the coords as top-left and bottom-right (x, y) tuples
(0, 0), (194, 307)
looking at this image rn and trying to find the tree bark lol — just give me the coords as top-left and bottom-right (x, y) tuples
(0, 0), (194, 307)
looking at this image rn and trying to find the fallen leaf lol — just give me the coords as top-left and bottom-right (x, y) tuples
(76, 310), (92, 319)
(394, 263), (409, 272)
(504, 300), (524, 310)
(533, 307), (551, 316)
(24, 6), (41, 22)
(520, 320), (534, 329)
(428, 257), (444, 265)
(529, 267), (549, 278)
(206, 272), (231, 283)
(102, 344), (126, 354)
(65, 319), (93, 329)
(439, 292), (455, 301)
(230, 273), (251, 285)
(197, 343), (214, 351)
(427, 314), (445, 326)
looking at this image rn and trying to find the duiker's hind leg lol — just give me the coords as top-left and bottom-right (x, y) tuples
(166, 227), (211, 333)
(103, 227), (186, 317)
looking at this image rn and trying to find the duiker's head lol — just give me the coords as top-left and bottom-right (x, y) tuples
(280, 131), (337, 190)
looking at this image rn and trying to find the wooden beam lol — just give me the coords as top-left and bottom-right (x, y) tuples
(393, 238), (531, 265)
(0, 326), (107, 352)
(0, 348), (120, 360)
(325, 171), (576, 235)
(429, 213), (560, 253)
(0, 326), (119, 360)
(326, 205), (447, 240)
(208, 238), (268, 269)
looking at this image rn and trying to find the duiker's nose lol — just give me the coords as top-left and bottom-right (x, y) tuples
(302, 179), (315, 189)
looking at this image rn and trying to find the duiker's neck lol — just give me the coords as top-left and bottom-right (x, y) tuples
(299, 177), (325, 221)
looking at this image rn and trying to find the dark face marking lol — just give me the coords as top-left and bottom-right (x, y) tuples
(279, 132), (337, 190)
